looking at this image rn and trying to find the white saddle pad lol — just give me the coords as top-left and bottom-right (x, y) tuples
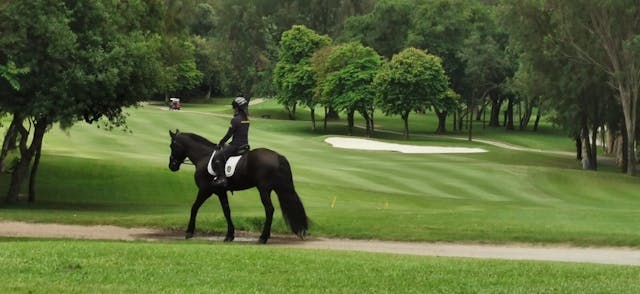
(224, 156), (242, 177)
(207, 152), (242, 177)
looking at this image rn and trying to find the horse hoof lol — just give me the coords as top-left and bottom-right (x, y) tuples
(258, 237), (268, 244)
(185, 232), (194, 239)
(224, 236), (235, 242)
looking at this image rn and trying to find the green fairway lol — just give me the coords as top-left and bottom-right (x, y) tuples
(1, 100), (639, 246)
(1, 239), (639, 293)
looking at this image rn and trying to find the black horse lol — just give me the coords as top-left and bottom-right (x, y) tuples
(168, 129), (308, 244)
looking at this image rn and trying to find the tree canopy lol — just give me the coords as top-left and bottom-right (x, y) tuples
(374, 48), (449, 139)
(0, 0), (164, 202)
(273, 25), (331, 128)
(319, 42), (382, 136)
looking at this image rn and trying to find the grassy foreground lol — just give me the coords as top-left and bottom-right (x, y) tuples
(1, 239), (639, 293)
(0, 99), (639, 246)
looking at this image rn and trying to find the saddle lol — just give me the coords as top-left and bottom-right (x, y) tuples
(207, 144), (250, 177)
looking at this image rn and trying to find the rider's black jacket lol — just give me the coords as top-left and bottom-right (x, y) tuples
(219, 113), (249, 147)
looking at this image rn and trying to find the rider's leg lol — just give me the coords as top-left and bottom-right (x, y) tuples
(211, 145), (237, 186)
(211, 146), (227, 186)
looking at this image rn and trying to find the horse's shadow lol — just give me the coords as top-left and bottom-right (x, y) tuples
(132, 230), (309, 245)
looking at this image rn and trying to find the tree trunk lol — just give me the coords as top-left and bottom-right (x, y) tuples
(369, 106), (375, 134)
(347, 110), (355, 136)
(6, 121), (28, 203)
(624, 119), (636, 175)
(581, 127), (597, 171)
(28, 141), (43, 203)
(575, 135), (582, 161)
(581, 127), (594, 170)
(326, 106), (339, 120)
(621, 122), (629, 173)
(6, 118), (47, 203)
(435, 110), (447, 134)
(506, 96), (515, 131)
(489, 97), (502, 127)
(362, 111), (372, 137)
(204, 85), (212, 100)
(402, 112), (409, 140)
(468, 105), (473, 141)
(0, 115), (21, 171)
(323, 107), (328, 131)
(310, 107), (316, 131)
(533, 106), (542, 132)
(453, 111), (458, 132)
(590, 127), (598, 171)
(520, 99), (533, 130)
(482, 103), (487, 129)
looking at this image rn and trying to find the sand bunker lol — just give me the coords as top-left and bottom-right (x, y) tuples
(324, 137), (487, 154)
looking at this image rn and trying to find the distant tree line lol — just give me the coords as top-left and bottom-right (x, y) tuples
(0, 0), (638, 204)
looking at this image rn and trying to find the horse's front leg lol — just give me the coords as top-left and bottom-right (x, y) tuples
(186, 190), (211, 239)
(217, 192), (235, 242)
(258, 188), (275, 244)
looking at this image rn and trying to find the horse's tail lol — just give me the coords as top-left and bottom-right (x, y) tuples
(273, 155), (308, 238)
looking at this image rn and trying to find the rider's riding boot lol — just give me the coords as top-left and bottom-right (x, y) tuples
(211, 160), (227, 187)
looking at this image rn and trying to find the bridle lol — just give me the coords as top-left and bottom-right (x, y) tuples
(169, 140), (188, 168)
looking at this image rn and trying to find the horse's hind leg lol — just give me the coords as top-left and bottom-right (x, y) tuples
(186, 190), (210, 239)
(217, 192), (235, 242)
(258, 187), (275, 244)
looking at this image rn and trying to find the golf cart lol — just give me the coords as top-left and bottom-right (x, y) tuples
(169, 97), (181, 110)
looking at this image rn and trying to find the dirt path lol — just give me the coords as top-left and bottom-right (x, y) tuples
(2, 221), (639, 266)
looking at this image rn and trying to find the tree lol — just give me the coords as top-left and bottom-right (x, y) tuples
(311, 46), (337, 130)
(213, 0), (272, 99)
(374, 48), (449, 139)
(273, 25), (331, 129)
(192, 35), (222, 99)
(159, 36), (203, 99)
(340, 0), (414, 59)
(0, 0), (163, 203)
(408, 0), (514, 134)
(433, 89), (460, 134)
(458, 9), (515, 129)
(319, 42), (382, 136)
(408, 0), (473, 99)
(501, 0), (640, 174)
(556, 0), (640, 175)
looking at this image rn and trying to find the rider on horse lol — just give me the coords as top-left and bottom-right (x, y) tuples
(211, 97), (250, 187)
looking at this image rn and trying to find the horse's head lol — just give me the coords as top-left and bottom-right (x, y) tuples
(168, 129), (186, 171)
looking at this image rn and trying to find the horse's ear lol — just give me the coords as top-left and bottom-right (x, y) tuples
(176, 129), (180, 134)
(169, 130), (175, 138)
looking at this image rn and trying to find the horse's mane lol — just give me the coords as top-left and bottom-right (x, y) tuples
(181, 132), (216, 147)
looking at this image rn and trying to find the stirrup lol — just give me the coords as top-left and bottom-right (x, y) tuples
(211, 176), (227, 187)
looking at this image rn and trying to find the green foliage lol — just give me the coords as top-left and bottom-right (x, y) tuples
(340, 0), (414, 58)
(159, 36), (203, 97)
(273, 25), (331, 115)
(319, 42), (382, 133)
(408, 0), (471, 94)
(322, 43), (381, 109)
(374, 48), (449, 137)
(0, 0), (164, 125)
(212, 0), (272, 97)
(0, 61), (29, 91)
(0, 0), (166, 201)
(500, 0), (640, 174)
(433, 88), (460, 113)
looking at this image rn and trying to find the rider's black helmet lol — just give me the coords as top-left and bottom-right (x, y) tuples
(232, 97), (248, 109)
